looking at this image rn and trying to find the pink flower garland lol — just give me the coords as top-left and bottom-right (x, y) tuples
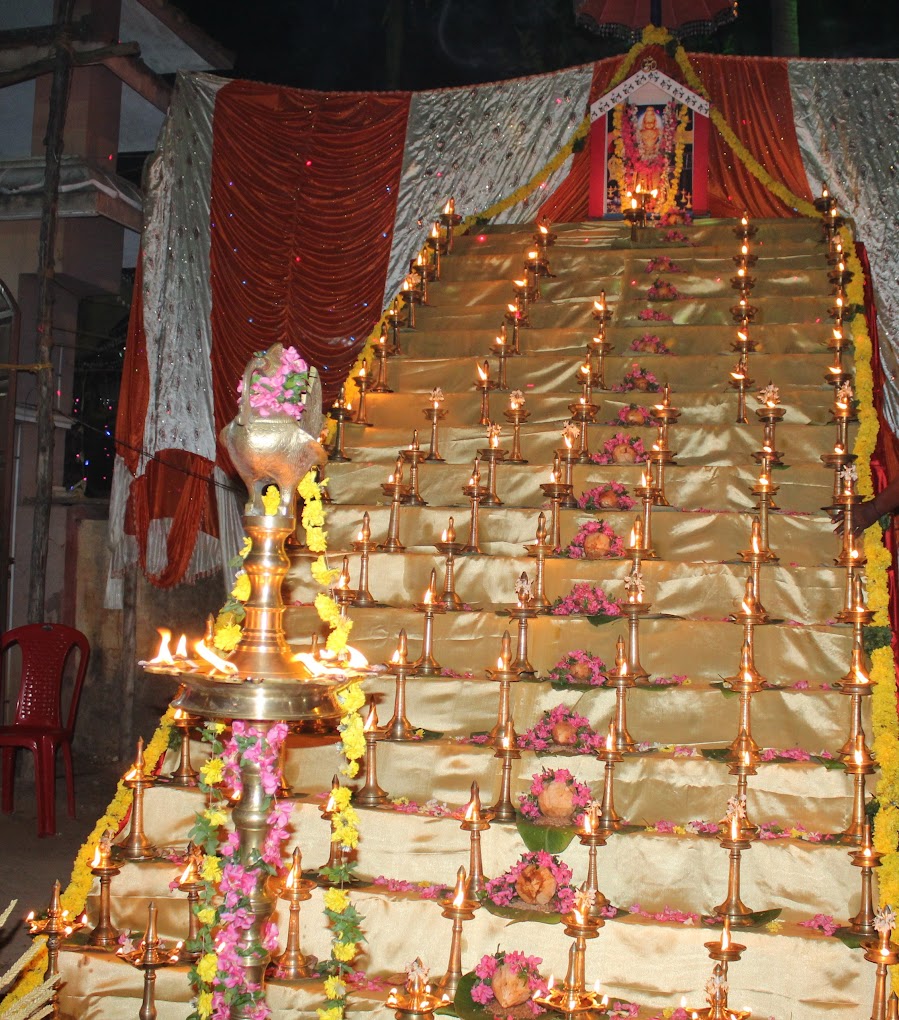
(208, 722), (291, 1020)
(519, 710), (602, 755)
(551, 582), (621, 618)
(372, 876), (448, 900)
(627, 902), (699, 925)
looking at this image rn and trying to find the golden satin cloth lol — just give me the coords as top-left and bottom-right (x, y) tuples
(59, 219), (875, 1018)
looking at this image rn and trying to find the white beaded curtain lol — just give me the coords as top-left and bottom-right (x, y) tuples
(385, 64), (595, 302)
(789, 59), (899, 434)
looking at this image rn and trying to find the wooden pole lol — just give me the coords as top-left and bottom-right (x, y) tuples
(120, 561), (138, 762)
(27, 0), (75, 624)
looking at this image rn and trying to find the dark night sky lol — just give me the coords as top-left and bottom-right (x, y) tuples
(174, 0), (899, 92)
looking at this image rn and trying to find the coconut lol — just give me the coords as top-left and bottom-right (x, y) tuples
(514, 863), (558, 904)
(582, 530), (612, 559)
(611, 443), (637, 464)
(536, 780), (575, 820)
(491, 965), (532, 1008)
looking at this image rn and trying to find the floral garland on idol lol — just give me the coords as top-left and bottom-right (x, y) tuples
(609, 99), (689, 219)
(0, 711), (176, 1011)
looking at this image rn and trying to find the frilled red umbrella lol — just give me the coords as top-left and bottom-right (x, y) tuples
(575, 0), (737, 41)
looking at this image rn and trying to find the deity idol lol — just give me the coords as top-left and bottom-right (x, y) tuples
(638, 106), (662, 161)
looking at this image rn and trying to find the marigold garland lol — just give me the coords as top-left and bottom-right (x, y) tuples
(839, 228), (899, 908)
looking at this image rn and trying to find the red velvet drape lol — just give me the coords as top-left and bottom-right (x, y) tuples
(116, 257), (220, 586)
(208, 81), (411, 472)
(689, 54), (813, 217)
(115, 252), (149, 477)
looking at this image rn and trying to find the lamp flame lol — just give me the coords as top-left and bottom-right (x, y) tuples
(195, 640), (238, 675)
(149, 628), (175, 665)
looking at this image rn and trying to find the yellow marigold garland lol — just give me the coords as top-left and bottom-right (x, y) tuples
(839, 227), (899, 905)
(1, 710), (175, 1011)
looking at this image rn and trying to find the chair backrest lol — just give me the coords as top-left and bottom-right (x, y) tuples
(1, 623), (90, 731)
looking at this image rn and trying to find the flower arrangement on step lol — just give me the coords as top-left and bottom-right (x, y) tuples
(659, 209), (692, 227)
(637, 307), (673, 322)
(590, 431), (647, 465)
(611, 403), (660, 427)
(519, 711), (602, 756)
(547, 649), (609, 687)
(236, 345), (311, 421)
(563, 519), (624, 559)
(483, 851), (577, 914)
(469, 949), (549, 1015)
(645, 256), (683, 274)
(551, 582), (620, 619)
(613, 363), (660, 393)
(647, 277), (681, 301)
(577, 482), (634, 511)
(628, 333), (671, 356)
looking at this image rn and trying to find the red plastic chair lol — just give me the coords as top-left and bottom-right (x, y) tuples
(0, 623), (90, 836)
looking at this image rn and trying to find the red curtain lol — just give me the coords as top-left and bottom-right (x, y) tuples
(115, 252), (149, 477)
(689, 54), (813, 217)
(208, 81), (411, 473)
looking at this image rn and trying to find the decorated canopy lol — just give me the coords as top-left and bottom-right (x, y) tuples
(108, 27), (899, 597)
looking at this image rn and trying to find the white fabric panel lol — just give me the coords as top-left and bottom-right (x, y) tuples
(788, 59), (899, 433)
(107, 72), (226, 598)
(386, 63), (595, 302)
(139, 71), (223, 467)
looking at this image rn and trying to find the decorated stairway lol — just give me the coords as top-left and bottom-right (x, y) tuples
(50, 215), (891, 1019)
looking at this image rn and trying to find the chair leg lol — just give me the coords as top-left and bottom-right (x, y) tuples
(36, 741), (57, 837)
(1, 747), (15, 814)
(62, 741), (76, 819)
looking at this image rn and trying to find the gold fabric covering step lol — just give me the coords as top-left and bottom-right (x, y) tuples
(56, 216), (878, 1019)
